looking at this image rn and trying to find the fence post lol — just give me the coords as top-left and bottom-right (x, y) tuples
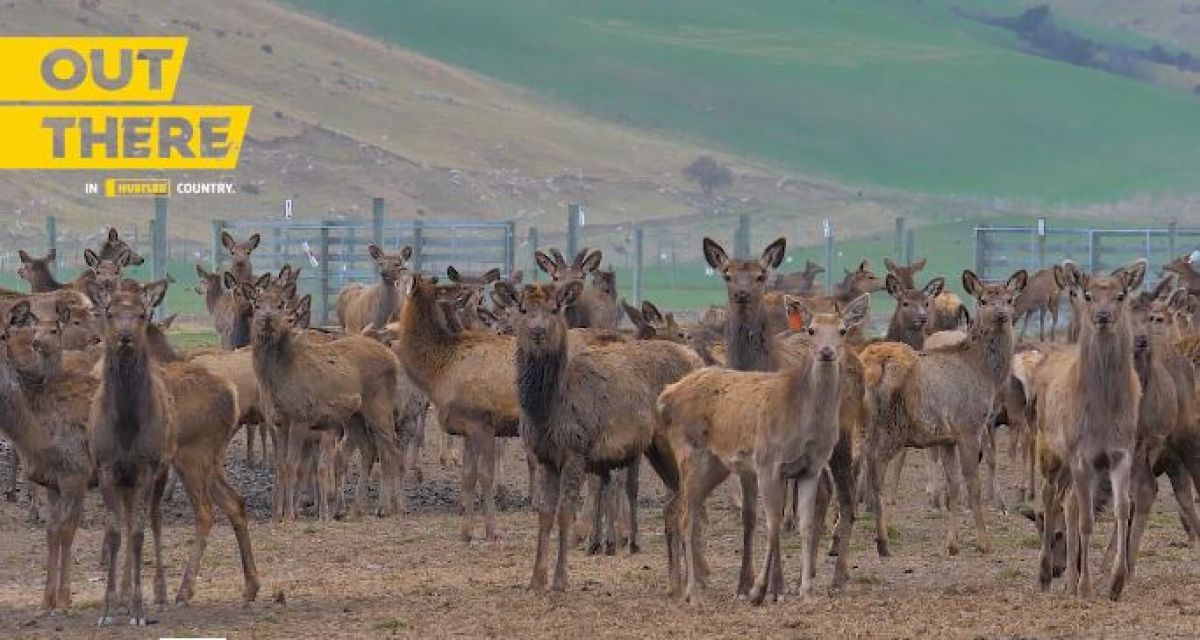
(1088, 230), (1099, 273)
(153, 196), (168, 315)
(45, 215), (57, 261)
(372, 197), (385, 248)
(271, 227), (283, 273)
(1036, 217), (1047, 270)
(1168, 219), (1178, 260)
(904, 229), (916, 266)
(319, 224), (331, 326)
(894, 216), (906, 262)
(822, 218), (834, 291)
(211, 219), (225, 271)
(412, 219), (425, 273)
(504, 221), (516, 276)
(567, 204), (581, 259)
(736, 213), (751, 258)
(632, 226), (644, 305)
(974, 225), (988, 279)
(528, 226), (540, 281)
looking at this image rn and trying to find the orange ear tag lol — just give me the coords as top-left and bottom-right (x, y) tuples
(787, 305), (806, 332)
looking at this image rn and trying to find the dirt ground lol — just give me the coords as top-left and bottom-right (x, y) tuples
(2, 430), (1200, 639)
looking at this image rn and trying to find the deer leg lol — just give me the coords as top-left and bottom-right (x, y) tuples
(210, 472), (261, 602)
(4, 449), (18, 501)
(246, 423), (257, 467)
(625, 460), (641, 553)
(587, 474), (605, 555)
(1018, 310), (1030, 341)
(526, 447), (539, 510)
(552, 456), (584, 592)
(750, 466), (785, 606)
(128, 472), (157, 625)
(865, 448), (893, 557)
(175, 462), (215, 605)
(1125, 453), (1157, 580)
(681, 452), (725, 605)
(149, 469), (168, 607)
(41, 487), (63, 612)
(1037, 308), (1045, 342)
(1049, 304), (1059, 341)
(923, 447), (946, 509)
(460, 431), (480, 542)
(1038, 471), (1067, 591)
(885, 450), (906, 506)
(962, 430), (993, 551)
(983, 421), (1005, 513)
(1166, 461), (1200, 546)
(368, 403), (404, 517)
(97, 479), (122, 626)
(782, 477), (798, 532)
(940, 444), (963, 555)
(736, 469), (758, 597)
(827, 435), (855, 589)
(55, 486), (84, 610)
(315, 436), (332, 522)
(283, 426), (306, 522)
(529, 461), (559, 592)
(1072, 468), (1097, 599)
(1108, 453), (1133, 601)
(604, 473), (620, 556)
(478, 430), (499, 541)
(798, 473), (823, 601)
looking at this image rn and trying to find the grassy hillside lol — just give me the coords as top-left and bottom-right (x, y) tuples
(288, 0), (1200, 202)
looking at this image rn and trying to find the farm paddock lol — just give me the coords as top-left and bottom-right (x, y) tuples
(2, 431), (1199, 639)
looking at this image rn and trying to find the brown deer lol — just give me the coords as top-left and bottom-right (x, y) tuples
(883, 257), (927, 289)
(17, 249), (83, 293)
(1035, 260), (1144, 601)
(85, 279), (176, 626)
(512, 280), (702, 591)
(1015, 267), (1064, 342)
(771, 259), (826, 295)
(858, 268), (1027, 558)
(240, 280), (404, 521)
(0, 301), (93, 613)
(661, 294), (868, 605)
(98, 228), (145, 266)
(83, 248), (137, 293)
(701, 236), (861, 591)
(535, 248), (619, 329)
(220, 231), (260, 283)
(337, 244), (413, 333)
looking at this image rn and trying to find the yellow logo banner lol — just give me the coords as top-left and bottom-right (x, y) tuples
(0, 37), (187, 102)
(0, 105), (251, 169)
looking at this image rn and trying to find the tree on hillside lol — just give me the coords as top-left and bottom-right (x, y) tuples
(684, 156), (734, 199)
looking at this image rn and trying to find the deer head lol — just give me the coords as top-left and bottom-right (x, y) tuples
(535, 247), (602, 283)
(501, 280), (582, 348)
(963, 269), (1027, 328)
(884, 257), (927, 290)
(370, 244), (413, 284)
(703, 237), (786, 311)
(785, 293), (869, 363)
(221, 231), (261, 282)
(84, 247), (134, 292)
(885, 273), (945, 332)
(86, 279), (169, 352)
(1061, 260), (1146, 336)
(99, 228), (145, 266)
(16, 249), (56, 285)
(240, 276), (305, 341)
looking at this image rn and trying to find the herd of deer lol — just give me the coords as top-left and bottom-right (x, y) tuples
(2, 226), (1200, 626)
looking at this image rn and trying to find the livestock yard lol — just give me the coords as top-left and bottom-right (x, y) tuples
(8, 1), (1200, 639)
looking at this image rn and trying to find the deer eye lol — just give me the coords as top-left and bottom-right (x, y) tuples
(723, 274), (731, 282)
(806, 327), (815, 336)
(1116, 294), (1126, 302)
(839, 327), (848, 336)
(902, 302), (909, 307)
(1084, 293), (1093, 302)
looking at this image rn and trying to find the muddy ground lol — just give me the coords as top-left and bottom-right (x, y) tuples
(2, 431), (1200, 639)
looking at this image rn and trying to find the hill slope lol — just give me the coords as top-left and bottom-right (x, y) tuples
(288, 0), (1200, 202)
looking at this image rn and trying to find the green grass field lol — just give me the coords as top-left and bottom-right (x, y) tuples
(288, 0), (1200, 202)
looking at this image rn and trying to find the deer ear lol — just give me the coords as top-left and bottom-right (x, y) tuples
(492, 281), (519, 309)
(84, 248), (101, 269)
(107, 228), (120, 243)
(482, 268), (501, 284)
(858, 259), (871, 273)
(885, 273), (904, 300)
(157, 313), (178, 330)
(572, 248), (590, 271)
(1169, 287), (1190, 311)
(841, 293), (871, 328)
(368, 244), (385, 262)
(55, 298), (73, 323)
(923, 277), (946, 300)
(1006, 269), (1029, 296)
(18, 250), (33, 264)
(534, 251), (558, 276)
(962, 269), (984, 298)
(246, 233), (261, 251)
(760, 238), (786, 270)
(807, 260), (824, 274)
(446, 265), (461, 283)
(195, 263), (209, 279)
(702, 238), (729, 270)
(398, 246), (413, 262)
(7, 300), (32, 327)
(1122, 260), (1148, 292)
(884, 257), (898, 273)
(510, 270), (524, 284)
(290, 295), (312, 326)
(912, 257), (927, 271)
(223, 271), (239, 291)
(621, 300), (644, 327)
(580, 250), (602, 275)
(221, 231), (236, 252)
(115, 248), (133, 268)
(559, 280), (584, 308)
(641, 300), (664, 325)
(278, 264), (293, 281)
(783, 294), (810, 331)
(141, 280), (168, 311)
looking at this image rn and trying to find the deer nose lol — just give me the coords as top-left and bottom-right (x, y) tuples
(733, 291), (752, 304)
(818, 346), (836, 361)
(116, 329), (134, 344)
(529, 327), (547, 342)
(1094, 310), (1113, 325)
(1134, 334), (1149, 350)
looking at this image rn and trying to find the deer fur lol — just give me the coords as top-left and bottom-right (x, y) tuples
(514, 280), (701, 592)
(337, 244), (413, 333)
(771, 259), (826, 295)
(17, 249), (89, 293)
(1016, 268), (1064, 342)
(858, 269), (1027, 558)
(1035, 260), (1145, 601)
(662, 295), (868, 605)
(535, 248), (619, 329)
(884, 257), (927, 289)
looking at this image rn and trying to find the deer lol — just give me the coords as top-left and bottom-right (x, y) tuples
(858, 268), (1027, 559)
(98, 228), (145, 266)
(1015, 267), (1065, 342)
(534, 248), (619, 330)
(701, 236), (861, 591)
(0, 301), (93, 613)
(17, 249), (88, 293)
(512, 280), (702, 592)
(661, 294), (868, 605)
(239, 279), (404, 521)
(883, 257), (927, 289)
(337, 245), (413, 333)
(84, 279), (176, 626)
(1035, 260), (1145, 601)
(771, 259), (826, 295)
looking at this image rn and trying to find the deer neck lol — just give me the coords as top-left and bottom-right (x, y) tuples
(371, 277), (400, 330)
(1078, 317), (1135, 408)
(101, 340), (155, 450)
(887, 314), (925, 350)
(28, 268), (61, 293)
(727, 299), (773, 372)
(963, 314), (1013, 385)
(788, 356), (840, 409)
(204, 284), (223, 314)
(231, 306), (252, 349)
(231, 263), (254, 284)
(396, 288), (457, 391)
(515, 324), (569, 433)
(0, 360), (49, 455)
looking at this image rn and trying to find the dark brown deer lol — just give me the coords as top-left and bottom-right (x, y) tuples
(18, 250), (70, 293)
(220, 231), (260, 284)
(884, 257), (927, 289)
(858, 269), (1027, 558)
(98, 228), (145, 266)
(337, 245), (413, 333)
(534, 248), (619, 329)
(771, 259), (826, 295)
(1016, 267), (1065, 341)
(85, 279), (176, 626)
(1036, 260), (1144, 601)
(660, 294), (868, 605)
(513, 280), (701, 591)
